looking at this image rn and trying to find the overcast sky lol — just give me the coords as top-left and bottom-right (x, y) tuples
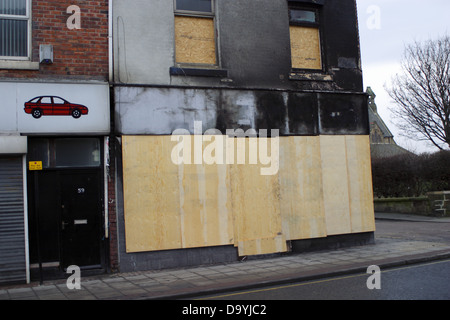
(356, 0), (450, 153)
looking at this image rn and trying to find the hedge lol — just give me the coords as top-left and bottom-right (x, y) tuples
(371, 150), (450, 198)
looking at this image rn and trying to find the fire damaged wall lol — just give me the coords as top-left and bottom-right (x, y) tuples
(113, 0), (363, 93)
(111, 0), (374, 272)
(115, 87), (368, 136)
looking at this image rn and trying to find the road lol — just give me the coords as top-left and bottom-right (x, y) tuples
(189, 218), (450, 301)
(375, 219), (450, 243)
(194, 259), (450, 300)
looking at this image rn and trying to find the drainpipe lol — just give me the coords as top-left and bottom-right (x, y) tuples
(104, 137), (109, 240)
(108, 0), (113, 83)
(105, 0), (113, 240)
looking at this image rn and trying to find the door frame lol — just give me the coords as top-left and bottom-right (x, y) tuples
(26, 136), (108, 280)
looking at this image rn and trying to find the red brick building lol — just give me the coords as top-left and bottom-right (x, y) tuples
(1, 0), (109, 79)
(0, 0), (116, 284)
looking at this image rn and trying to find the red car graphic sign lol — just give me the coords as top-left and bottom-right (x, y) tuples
(24, 96), (89, 119)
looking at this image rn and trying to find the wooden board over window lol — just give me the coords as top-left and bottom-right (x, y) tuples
(121, 135), (375, 256)
(175, 15), (216, 65)
(290, 25), (322, 70)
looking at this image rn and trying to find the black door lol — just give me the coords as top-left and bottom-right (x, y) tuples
(60, 170), (102, 269)
(28, 171), (60, 265)
(28, 169), (104, 274)
(28, 137), (105, 278)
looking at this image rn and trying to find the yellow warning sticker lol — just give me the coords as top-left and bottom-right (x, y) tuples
(29, 161), (43, 171)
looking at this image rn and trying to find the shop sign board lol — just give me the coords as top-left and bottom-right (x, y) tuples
(0, 81), (110, 135)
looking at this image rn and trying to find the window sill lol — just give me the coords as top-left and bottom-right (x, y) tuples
(0, 60), (39, 70)
(289, 72), (333, 81)
(170, 66), (228, 78)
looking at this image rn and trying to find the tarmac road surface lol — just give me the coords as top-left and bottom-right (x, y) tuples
(193, 258), (450, 300)
(375, 218), (450, 243)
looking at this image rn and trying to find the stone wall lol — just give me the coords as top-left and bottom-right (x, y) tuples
(374, 191), (450, 217)
(427, 191), (450, 217)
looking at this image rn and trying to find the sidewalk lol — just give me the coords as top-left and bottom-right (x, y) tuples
(1, 213), (450, 300)
(375, 212), (450, 223)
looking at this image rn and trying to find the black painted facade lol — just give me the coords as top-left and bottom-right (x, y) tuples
(215, 0), (362, 91)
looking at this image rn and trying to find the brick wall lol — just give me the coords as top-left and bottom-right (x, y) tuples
(0, 0), (109, 80)
(0, 0), (116, 272)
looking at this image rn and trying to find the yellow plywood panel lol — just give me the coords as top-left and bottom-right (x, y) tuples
(178, 161), (205, 248)
(230, 137), (286, 256)
(279, 136), (326, 241)
(124, 135), (234, 253)
(122, 136), (182, 252)
(175, 16), (216, 65)
(122, 135), (374, 256)
(238, 235), (287, 256)
(231, 161), (281, 241)
(320, 136), (352, 236)
(179, 136), (234, 248)
(345, 136), (376, 233)
(290, 26), (322, 70)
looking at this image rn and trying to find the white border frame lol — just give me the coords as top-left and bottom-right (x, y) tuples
(22, 155), (30, 284)
(0, 0), (32, 60)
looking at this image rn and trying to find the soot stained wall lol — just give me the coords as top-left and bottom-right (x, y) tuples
(115, 87), (369, 136)
(113, 0), (363, 93)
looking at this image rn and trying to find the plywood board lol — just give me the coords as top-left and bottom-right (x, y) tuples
(230, 138), (285, 256)
(320, 136), (352, 236)
(279, 136), (326, 241)
(290, 26), (322, 70)
(123, 135), (235, 253)
(122, 136), (182, 252)
(178, 136), (234, 248)
(345, 136), (376, 233)
(175, 16), (216, 65)
(122, 135), (375, 256)
(237, 235), (287, 256)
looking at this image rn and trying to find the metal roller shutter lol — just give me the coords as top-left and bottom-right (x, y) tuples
(0, 157), (26, 285)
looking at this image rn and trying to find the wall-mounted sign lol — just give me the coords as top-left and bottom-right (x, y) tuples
(29, 161), (43, 171)
(1, 81), (109, 135)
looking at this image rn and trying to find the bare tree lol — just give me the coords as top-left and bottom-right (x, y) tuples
(387, 35), (450, 150)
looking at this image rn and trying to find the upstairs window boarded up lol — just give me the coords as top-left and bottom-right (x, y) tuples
(174, 0), (216, 66)
(175, 16), (216, 65)
(289, 8), (322, 70)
